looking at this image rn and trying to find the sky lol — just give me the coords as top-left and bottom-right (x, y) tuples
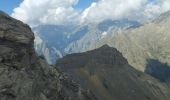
(74, 0), (98, 10)
(1, 0), (170, 26)
(0, 0), (22, 14)
(0, 0), (95, 14)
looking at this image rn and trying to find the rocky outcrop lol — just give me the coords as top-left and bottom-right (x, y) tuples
(57, 45), (170, 100)
(0, 11), (96, 100)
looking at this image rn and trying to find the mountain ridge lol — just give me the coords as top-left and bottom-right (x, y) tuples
(34, 19), (140, 64)
(65, 10), (170, 73)
(57, 45), (170, 100)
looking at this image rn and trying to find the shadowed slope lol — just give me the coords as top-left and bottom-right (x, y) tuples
(57, 45), (170, 100)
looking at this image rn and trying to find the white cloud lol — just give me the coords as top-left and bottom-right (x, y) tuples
(81, 0), (147, 23)
(12, 0), (79, 26)
(161, 0), (170, 12)
(81, 0), (170, 23)
(141, 0), (170, 21)
(12, 0), (170, 26)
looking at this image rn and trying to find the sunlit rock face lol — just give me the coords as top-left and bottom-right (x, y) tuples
(34, 33), (63, 64)
(65, 19), (141, 54)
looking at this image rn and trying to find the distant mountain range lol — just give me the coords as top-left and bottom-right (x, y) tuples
(33, 24), (89, 64)
(86, 10), (170, 73)
(34, 10), (170, 82)
(34, 19), (140, 64)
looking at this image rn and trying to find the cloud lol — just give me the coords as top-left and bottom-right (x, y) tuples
(81, 0), (170, 23)
(12, 0), (79, 26)
(12, 0), (170, 26)
(141, 0), (170, 21)
(81, 0), (147, 23)
(161, 0), (170, 11)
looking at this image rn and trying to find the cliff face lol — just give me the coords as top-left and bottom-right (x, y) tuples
(57, 45), (170, 100)
(0, 11), (96, 100)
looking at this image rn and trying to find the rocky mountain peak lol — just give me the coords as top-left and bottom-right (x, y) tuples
(97, 44), (110, 49)
(0, 11), (36, 69)
(0, 11), (9, 17)
(0, 10), (34, 45)
(87, 44), (128, 65)
(57, 44), (128, 70)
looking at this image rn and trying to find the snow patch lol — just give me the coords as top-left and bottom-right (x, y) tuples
(101, 31), (107, 39)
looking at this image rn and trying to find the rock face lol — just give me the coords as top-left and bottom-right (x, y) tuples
(0, 11), (34, 44)
(0, 11), (96, 100)
(57, 45), (170, 100)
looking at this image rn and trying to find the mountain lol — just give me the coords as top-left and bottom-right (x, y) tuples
(0, 11), (96, 100)
(1, 10), (170, 100)
(33, 10), (170, 83)
(33, 24), (88, 64)
(88, 10), (170, 73)
(57, 45), (170, 100)
(34, 19), (140, 64)
(64, 10), (170, 76)
(65, 19), (140, 54)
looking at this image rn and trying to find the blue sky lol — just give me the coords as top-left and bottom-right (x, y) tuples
(0, 0), (96, 15)
(74, 0), (97, 10)
(0, 0), (22, 14)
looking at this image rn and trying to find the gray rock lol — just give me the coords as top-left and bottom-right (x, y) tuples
(0, 11), (96, 100)
(57, 45), (170, 100)
(0, 11), (34, 44)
